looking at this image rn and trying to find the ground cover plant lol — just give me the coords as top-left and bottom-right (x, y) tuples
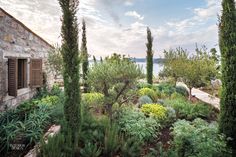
(2, 0), (235, 156)
(0, 87), (63, 157)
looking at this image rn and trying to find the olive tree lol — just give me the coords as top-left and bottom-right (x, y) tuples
(87, 55), (142, 122)
(48, 45), (63, 77)
(161, 48), (217, 100)
(182, 54), (217, 99)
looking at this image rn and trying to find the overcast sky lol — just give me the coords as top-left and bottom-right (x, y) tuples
(0, 0), (221, 58)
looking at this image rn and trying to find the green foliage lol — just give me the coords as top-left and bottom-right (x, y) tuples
(50, 83), (62, 96)
(138, 88), (157, 101)
(146, 27), (154, 84)
(117, 107), (160, 141)
(0, 105), (51, 155)
(137, 95), (153, 107)
(120, 137), (143, 157)
(41, 95), (59, 106)
(0, 90), (64, 156)
(141, 104), (167, 120)
(170, 92), (185, 100)
(137, 82), (153, 89)
(80, 142), (102, 157)
(49, 93), (65, 124)
(175, 85), (189, 97)
(82, 92), (104, 107)
(165, 106), (177, 123)
(59, 0), (80, 140)
(160, 48), (188, 82)
(161, 47), (218, 99)
(40, 128), (74, 157)
(219, 0), (236, 150)
(164, 98), (212, 120)
(81, 19), (89, 93)
(87, 56), (141, 121)
(47, 45), (63, 76)
(170, 119), (231, 157)
(103, 124), (120, 157)
(156, 83), (176, 96)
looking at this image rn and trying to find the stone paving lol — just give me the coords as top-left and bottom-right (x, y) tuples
(192, 88), (220, 111)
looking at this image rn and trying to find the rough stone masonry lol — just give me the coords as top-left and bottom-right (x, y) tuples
(0, 8), (54, 110)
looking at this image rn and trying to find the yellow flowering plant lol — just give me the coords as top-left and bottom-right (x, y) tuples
(141, 104), (167, 120)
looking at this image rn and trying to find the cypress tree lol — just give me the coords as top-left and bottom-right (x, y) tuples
(93, 55), (97, 64)
(81, 19), (89, 93)
(58, 0), (80, 146)
(146, 27), (154, 84)
(219, 0), (236, 154)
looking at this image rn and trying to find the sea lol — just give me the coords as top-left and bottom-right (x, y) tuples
(136, 62), (163, 76)
(89, 61), (163, 76)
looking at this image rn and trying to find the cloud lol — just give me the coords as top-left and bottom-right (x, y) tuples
(0, 0), (221, 58)
(194, 0), (221, 19)
(125, 11), (144, 20)
(124, 0), (134, 6)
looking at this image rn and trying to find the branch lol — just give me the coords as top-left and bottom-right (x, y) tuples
(114, 80), (129, 102)
(119, 93), (137, 107)
(103, 81), (109, 97)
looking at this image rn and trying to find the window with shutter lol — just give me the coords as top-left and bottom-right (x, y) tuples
(8, 58), (17, 97)
(30, 59), (43, 88)
(18, 59), (27, 89)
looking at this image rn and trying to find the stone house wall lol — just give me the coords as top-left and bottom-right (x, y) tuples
(0, 8), (54, 110)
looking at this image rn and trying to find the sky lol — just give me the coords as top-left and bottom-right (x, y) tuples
(0, 0), (221, 58)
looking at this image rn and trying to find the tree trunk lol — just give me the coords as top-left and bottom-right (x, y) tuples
(189, 87), (192, 101)
(106, 104), (113, 124)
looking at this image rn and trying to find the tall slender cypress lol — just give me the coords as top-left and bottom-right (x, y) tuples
(58, 0), (80, 145)
(219, 0), (236, 153)
(146, 27), (154, 84)
(93, 55), (97, 64)
(81, 19), (89, 92)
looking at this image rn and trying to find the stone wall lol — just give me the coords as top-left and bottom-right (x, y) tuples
(0, 8), (54, 109)
(0, 50), (4, 104)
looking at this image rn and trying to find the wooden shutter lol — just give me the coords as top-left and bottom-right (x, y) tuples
(30, 59), (43, 88)
(8, 58), (17, 97)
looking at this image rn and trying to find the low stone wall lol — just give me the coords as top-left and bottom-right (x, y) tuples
(24, 125), (61, 157)
(1, 88), (36, 111)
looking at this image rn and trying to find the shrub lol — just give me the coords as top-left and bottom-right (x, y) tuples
(40, 128), (74, 157)
(141, 104), (167, 120)
(0, 105), (51, 155)
(80, 142), (102, 157)
(120, 137), (143, 157)
(138, 88), (157, 101)
(40, 95), (59, 106)
(50, 83), (62, 96)
(87, 56), (142, 121)
(137, 82), (152, 89)
(137, 95), (153, 107)
(117, 107), (160, 141)
(164, 98), (212, 120)
(103, 124), (120, 157)
(170, 119), (231, 157)
(82, 92), (104, 107)
(156, 83), (176, 96)
(170, 92), (185, 100)
(175, 85), (189, 97)
(165, 106), (177, 123)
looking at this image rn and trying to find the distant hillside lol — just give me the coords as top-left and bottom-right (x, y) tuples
(130, 58), (165, 64)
